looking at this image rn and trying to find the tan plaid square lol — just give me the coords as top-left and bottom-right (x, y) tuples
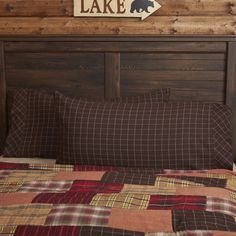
(229, 191), (236, 202)
(155, 177), (202, 188)
(227, 178), (236, 191)
(0, 182), (23, 193)
(4, 170), (57, 183)
(207, 173), (228, 179)
(0, 204), (53, 225)
(121, 184), (176, 195)
(90, 193), (150, 209)
(0, 225), (17, 236)
(29, 163), (74, 172)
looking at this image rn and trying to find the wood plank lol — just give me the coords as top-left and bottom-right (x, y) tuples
(121, 80), (224, 92)
(170, 89), (224, 103)
(121, 59), (225, 71)
(156, 0), (236, 16)
(5, 52), (105, 97)
(105, 53), (120, 99)
(0, 0), (72, 16)
(5, 41), (226, 53)
(0, 0), (235, 17)
(121, 87), (224, 103)
(0, 16), (236, 35)
(1, 36), (236, 42)
(121, 71), (225, 81)
(226, 42), (236, 162)
(0, 42), (6, 153)
(120, 53), (226, 60)
(6, 52), (104, 70)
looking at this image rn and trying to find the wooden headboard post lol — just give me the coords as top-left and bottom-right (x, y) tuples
(0, 41), (6, 153)
(0, 35), (236, 163)
(226, 41), (236, 162)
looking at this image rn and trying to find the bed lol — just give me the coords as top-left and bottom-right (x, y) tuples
(0, 35), (236, 235)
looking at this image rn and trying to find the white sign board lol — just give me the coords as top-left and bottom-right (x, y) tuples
(74, 0), (161, 20)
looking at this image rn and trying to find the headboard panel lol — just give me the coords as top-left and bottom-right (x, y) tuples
(0, 36), (236, 161)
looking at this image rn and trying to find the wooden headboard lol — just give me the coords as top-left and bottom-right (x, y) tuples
(0, 35), (236, 160)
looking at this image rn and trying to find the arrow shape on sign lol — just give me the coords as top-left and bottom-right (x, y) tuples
(74, 0), (162, 20)
(139, 0), (162, 20)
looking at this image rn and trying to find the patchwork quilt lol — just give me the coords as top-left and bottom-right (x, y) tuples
(0, 162), (236, 235)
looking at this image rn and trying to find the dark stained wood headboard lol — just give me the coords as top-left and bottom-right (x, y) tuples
(0, 35), (236, 161)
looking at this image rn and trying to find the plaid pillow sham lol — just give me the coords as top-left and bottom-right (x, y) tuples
(55, 92), (233, 170)
(4, 89), (58, 158)
(3, 88), (170, 158)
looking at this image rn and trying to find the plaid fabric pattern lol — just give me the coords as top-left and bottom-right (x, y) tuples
(207, 197), (236, 217)
(4, 89), (27, 157)
(45, 204), (110, 226)
(101, 172), (156, 185)
(90, 193), (150, 209)
(166, 176), (227, 188)
(155, 177), (202, 188)
(56, 93), (233, 169)
(0, 182), (23, 192)
(148, 195), (206, 210)
(212, 104), (233, 169)
(121, 184), (176, 195)
(227, 177), (236, 191)
(70, 180), (123, 193)
(14, 226), (80, 236)
(32, 192), (97, 204)
(4, 170), (57, 183)
(0, 204), (52, 225)
(19, 180), (73, 193)
(4, 88), (169, 159)
(79, 226), (144, 236)
(4, 88), (59, 158)
(146, 232), (213, 236)
(1, 164), (236, 235)
(0, 225), (17, 236)
(172, 210), (236, 231)
(0, 170), (12, 179)
(29, 163), (74, 172)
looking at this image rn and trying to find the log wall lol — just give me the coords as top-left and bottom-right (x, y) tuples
(0, 0), (236, 35)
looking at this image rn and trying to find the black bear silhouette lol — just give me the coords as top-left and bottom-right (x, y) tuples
(130, 0), (154, 13)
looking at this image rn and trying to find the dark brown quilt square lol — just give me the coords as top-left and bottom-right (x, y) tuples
(172, 210), (236, 232)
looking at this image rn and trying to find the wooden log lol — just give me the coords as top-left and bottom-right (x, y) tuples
(0, 16), (236, 35)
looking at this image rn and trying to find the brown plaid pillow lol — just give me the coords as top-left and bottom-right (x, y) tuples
(4, 89), (58, 158)
(56, 92), (233, 170)
(3, 88), (170, 158)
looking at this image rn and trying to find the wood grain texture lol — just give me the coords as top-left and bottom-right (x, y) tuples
(120, 52), (225, 103)
(0, 16), (236, 35)
(0, 0), (72, 16)
(105, 53), (120, 99)
(156, 0), (236, 16)
(226, 42), (236, 162)
(0, 42), (6, 153)
(0, 0), (235, 17)
(4, 41), (227, 53)
(5, 52), (105, 97)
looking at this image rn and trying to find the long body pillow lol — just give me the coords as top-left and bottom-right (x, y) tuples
(56, 92), (233, 170)
(3, 88), (170, 158)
